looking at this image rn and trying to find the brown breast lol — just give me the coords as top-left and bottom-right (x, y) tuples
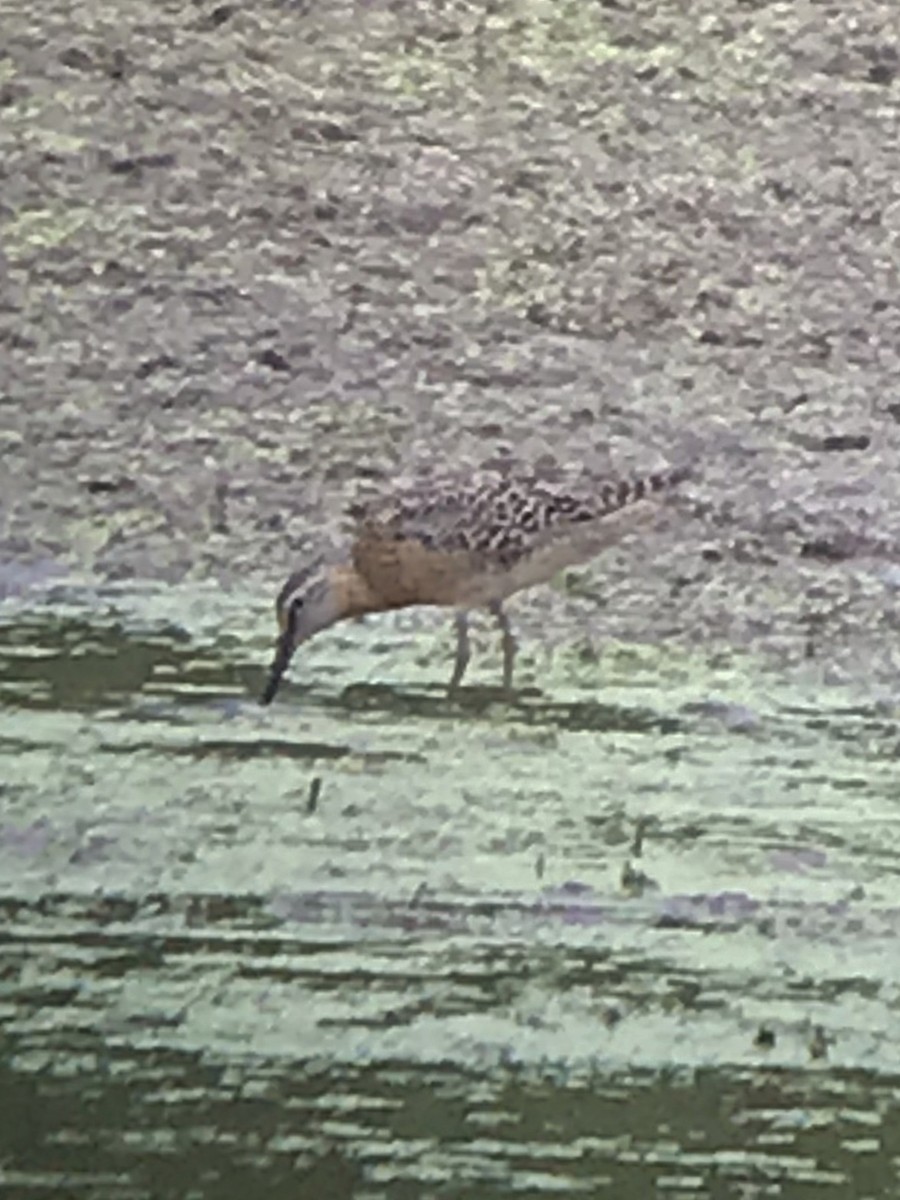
(351, 530), (479, 609)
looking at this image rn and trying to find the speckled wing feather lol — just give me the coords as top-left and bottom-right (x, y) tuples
(350, 465), (689, 564)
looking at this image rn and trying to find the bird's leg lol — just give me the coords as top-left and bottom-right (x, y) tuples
(448, 610), (471, 693)
(489, 600), (517, 693)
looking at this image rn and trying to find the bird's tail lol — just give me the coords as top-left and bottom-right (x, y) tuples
(594, 460), (693, 515)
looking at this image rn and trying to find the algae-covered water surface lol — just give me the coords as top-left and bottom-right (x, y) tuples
(2, 584), (899, 1198)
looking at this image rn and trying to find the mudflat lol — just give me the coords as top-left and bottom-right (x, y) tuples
(5, 1), (900, 677)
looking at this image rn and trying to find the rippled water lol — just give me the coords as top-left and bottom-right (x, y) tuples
(2, 581), (899, 1198)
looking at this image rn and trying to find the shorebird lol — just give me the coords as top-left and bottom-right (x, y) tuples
(260, 460), (690, 704)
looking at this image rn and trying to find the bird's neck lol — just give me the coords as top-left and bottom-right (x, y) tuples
(330, 563), (396, 619)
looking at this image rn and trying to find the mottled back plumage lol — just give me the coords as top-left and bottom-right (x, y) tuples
(352, 463), (689, 555)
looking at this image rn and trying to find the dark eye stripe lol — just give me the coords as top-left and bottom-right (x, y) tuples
(278, 583), (308, 613)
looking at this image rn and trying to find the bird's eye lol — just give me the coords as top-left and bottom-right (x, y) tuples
(292, 596), (304, 612)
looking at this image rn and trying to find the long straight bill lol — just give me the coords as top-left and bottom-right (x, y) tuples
(260, 609), (299, 705)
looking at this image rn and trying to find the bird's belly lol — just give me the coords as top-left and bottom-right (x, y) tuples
(454, 511), (656, 606)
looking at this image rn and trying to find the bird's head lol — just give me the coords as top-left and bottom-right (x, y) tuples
(260, 564), (344, 705)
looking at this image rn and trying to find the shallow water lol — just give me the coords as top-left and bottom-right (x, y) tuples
(1, 582), (899, 1198)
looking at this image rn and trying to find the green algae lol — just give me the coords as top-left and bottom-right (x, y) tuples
(2, 582), (900, 1195)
